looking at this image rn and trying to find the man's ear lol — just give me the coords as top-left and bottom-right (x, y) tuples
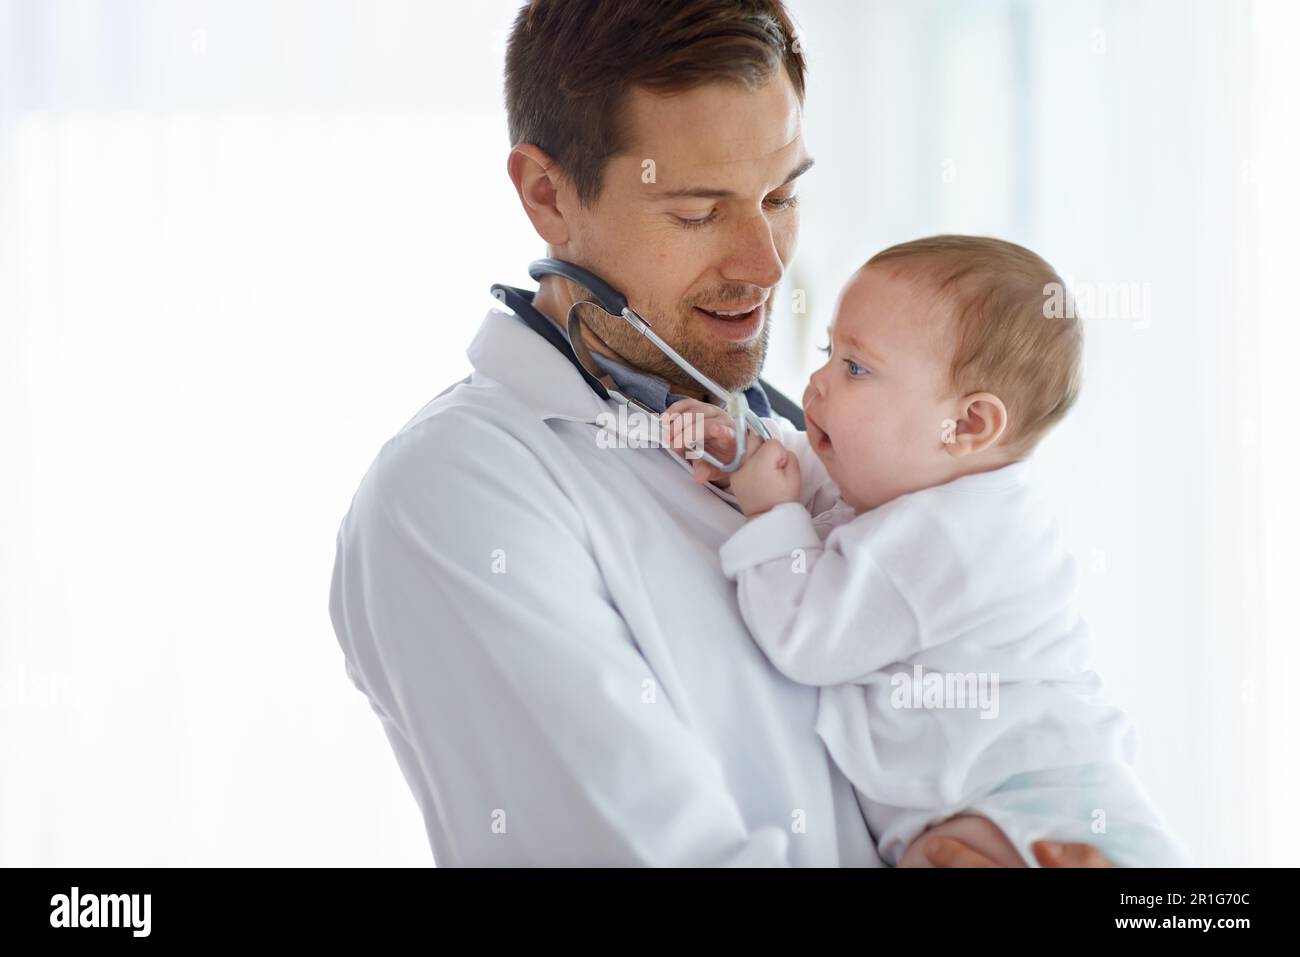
(506, 144), (570, 245)
(944, 392), (1008, 457)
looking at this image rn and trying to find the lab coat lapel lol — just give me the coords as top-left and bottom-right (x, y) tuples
(468, 306), (664, 444)
(468, 307), (611, 424)
(468, 305), (744, 511)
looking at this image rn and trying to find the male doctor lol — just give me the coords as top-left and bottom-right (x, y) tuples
(329, 0), (1112, 867)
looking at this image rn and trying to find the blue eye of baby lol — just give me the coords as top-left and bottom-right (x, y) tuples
(844, 359), (869, 377)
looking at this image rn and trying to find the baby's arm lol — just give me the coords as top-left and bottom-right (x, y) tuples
(718, 501), (922, 685)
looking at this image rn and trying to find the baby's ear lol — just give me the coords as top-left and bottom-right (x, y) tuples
(944, 392), (1008, 457)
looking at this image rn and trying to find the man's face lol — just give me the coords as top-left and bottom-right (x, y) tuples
(555, 73), (810, 393)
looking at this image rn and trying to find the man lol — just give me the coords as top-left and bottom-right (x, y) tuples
(329, 0), (1111, 867)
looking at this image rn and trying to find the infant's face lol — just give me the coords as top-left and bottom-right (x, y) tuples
(802, 265), (960, 512)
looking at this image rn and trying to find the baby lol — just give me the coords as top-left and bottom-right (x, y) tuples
(663, 235), (1188, 868)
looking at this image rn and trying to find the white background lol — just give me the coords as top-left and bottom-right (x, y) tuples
(1, 0), (1296, 866)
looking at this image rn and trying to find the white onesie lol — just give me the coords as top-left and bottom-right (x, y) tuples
(718, 417), (1189, 867)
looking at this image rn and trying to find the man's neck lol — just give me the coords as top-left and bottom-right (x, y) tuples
(529, 278), (573, 334)
(531, 276), (715, 404)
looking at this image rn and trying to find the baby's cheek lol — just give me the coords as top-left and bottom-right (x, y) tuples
(855, 419), (901, 465)
(893, 408), (937, 457)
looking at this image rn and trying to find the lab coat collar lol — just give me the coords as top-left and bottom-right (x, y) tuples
(468, 292), (746, 509)
(468, 305), (614, 424)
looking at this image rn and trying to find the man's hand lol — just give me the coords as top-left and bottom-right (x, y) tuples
(899, 813), (1026, 867)
(925, 838), (1115, 868)
(661, 398), (752, 487)
(904, 814), (1115, 867)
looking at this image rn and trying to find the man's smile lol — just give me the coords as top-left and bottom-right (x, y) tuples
(692, 300), (765, 342)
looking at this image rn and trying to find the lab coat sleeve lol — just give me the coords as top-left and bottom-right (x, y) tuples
(761, 416), (841, 517)
(717, 502), (921, 686)
(330, 408), (792, 866)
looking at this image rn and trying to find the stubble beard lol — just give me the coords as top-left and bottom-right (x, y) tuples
(574, 296), (772, 396)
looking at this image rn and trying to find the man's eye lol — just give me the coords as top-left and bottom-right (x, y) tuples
(676, 195), (796, 228)
(844, 358), (870, 377)
(675, 210), (719, 228)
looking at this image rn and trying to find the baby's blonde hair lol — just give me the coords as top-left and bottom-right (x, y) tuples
(866, 235), (1083, 457)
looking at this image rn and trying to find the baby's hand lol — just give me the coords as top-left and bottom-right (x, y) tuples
(661, 398), (751, 487)
(730, 437), (801, 518)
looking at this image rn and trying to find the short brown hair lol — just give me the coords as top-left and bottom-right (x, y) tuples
(505, 0), (806, 207)
(866, 235), (1084, 457)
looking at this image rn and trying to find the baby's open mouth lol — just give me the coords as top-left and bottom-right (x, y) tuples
(807, 413), (833, 452)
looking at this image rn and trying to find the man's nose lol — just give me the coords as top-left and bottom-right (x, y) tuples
(717, 209), (785, 291)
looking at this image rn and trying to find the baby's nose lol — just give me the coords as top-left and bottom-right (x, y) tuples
(805, 368), (828, 401)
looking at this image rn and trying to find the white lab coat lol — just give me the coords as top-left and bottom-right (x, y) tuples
(329, 305), (882, 866)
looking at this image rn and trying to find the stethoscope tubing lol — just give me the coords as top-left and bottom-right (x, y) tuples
(527, 258), (771, 471)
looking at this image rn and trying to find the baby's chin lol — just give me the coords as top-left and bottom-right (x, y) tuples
(823, 450), (929, 513)
(813, 448), (867, 510)
(838, 482), (896, 514)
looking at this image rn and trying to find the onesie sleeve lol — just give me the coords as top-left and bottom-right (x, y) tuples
(718, 501), (921, 686)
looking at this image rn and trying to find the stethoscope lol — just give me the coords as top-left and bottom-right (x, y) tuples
(491, 258), (771, 471)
